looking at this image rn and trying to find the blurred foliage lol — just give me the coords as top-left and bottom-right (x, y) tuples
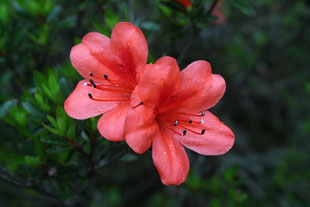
(0, 0), (310, 206)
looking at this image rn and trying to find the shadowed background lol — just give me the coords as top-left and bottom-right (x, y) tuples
(0, 0), (309, 206)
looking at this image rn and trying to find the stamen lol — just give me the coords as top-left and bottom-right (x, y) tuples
(158, 120), (183, 136)
(88, 72), (133, 90)
(163, 111), (204, 117)
(87, 92), (129, 102)
(92, 98), (129, 102)
(90, 79), (96, 88)
(157, 112), (206, 136)
(178, 123), (204, 135)
(95, 86), (132, 93)
(84, 83), (131, 93)
(84, 78), (133, 93)
(157, 115), (200, 124)
(103, 74), (125, 86)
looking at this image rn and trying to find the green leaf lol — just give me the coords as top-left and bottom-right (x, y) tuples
(33, 71), (45, 87)
(66, 126), (76, 140)
(38, 24), (50, 46)
(56, 106), (66, 119)
(120, 154), (138, 162)
(160, 1), (186, 13)
(34, 91), (44, 105)
(47, 146), (73, 153)
(0, 99), (17, 119)
(42, 123), (64, 136)
(206, 15), (220, 21)
(230, 0), (255, 16)
(93, 22), (110, 36)
(41, 83), (54, 102)
(24, 155), (41, 166)
(40, 135), (69, 145)
(104, 8), (120, 30)
(0, 1), (9, 24)
(59, 77), (69, 95)
(57, 118), (66, 132)
(60, 62), (79, 80)
(147, 54), (155, 64)
(22, 102), (44, 117)
(46, 5), (61, 23)
(47, 115), (58, 128)
(57, 16), (76, 29)
(141, 22), (160, 31)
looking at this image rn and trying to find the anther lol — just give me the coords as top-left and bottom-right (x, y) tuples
(189, 120), (192, 124)
(89, 79), (96, 88)
(89, 72), (93, 76)
(104, 74), (108, 80)
(182, 129), (187, 136)
(88, 93), (93, 99)
(201, 129), (205, 135)
(140, 102), (144, 105)
(201, 111), (205, 116)
(174, 121), (179, 126)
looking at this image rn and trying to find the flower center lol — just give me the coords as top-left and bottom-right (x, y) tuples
(85, 72), (132, 102)
(157, 111), (206, 136)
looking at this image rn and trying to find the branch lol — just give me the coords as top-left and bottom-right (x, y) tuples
(0, 167), (59, 200)
(206, 0), (219, 16)
(94, 150), (127, 172)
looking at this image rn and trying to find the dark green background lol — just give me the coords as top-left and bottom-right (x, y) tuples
(0, 0), (309, 206)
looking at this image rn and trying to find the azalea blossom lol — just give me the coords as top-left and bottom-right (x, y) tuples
(64, 22), (148, 141)
(173, 0), (192, 9)
(212, 0), (226, 24)
(124, 57), (235, 185)
(65, 22), (234, 186)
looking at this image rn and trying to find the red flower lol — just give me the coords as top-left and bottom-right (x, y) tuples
(124, 57), (235, 185)
(64, 22), (148, 141)
(212, 0), (226, 24)
(65, 22), (234, 186)
(174, 0), (192, 9)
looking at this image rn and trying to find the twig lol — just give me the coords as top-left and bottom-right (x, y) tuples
(0, 167), (59, 200)
(94, 150), (127, 172)
(206, 0), (219, 16)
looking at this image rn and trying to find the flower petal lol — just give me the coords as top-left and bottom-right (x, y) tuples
(64, 80), (129, 119)
(173, 111), (235, 155)
(97, 104), (130, 141)
(70, 34), (121, 83)
(159, 60), (225, 113)
(138, 56), (180, 108)
(152, 126), (189, 185)
(124, 105), (158, 154)
(110, 22), (148, 85)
